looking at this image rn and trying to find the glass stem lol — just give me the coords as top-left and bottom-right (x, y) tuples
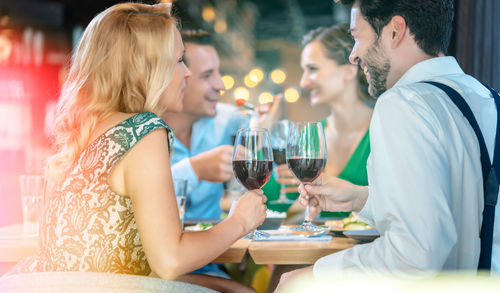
(304, 194), (311, 222)
(279, 183), (287, 201)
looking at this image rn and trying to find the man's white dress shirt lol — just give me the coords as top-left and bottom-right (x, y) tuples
(314, 57), (500, 276)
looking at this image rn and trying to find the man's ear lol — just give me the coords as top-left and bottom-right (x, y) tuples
(389, 15), (407, 49)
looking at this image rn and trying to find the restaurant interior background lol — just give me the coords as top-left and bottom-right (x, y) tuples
(0, 0), (498, 228)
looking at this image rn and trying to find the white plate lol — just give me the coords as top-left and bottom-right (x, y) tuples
(343, 229), (380, 243)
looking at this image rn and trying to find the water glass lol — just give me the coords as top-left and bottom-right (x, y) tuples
(19, 175), (44, 234)
(173, 178), (187, 228)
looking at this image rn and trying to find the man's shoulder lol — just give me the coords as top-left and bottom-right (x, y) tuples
(216, 103), (238, 115)
(213, 103), (239, 125)
(382, 73), (490, 103)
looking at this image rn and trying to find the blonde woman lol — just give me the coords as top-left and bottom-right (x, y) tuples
(7, 3), (266, 291)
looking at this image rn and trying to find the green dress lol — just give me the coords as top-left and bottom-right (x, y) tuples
(263, 119), (370, 217)
(321, 119), (370, 218)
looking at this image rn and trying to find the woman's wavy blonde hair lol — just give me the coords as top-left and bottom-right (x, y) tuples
(49, 2), (178, 175)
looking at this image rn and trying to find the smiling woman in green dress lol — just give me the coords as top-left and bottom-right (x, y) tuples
(276, 24), (375, 219)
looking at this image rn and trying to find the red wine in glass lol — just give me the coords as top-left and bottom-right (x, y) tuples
(286, 121), (327, 231)
(269, 120), (295, 205)
(287, 157), (325, 183)
(233, 160), (273, 190)
(232, 128), (274, 239)
(272, 148), (287, 165)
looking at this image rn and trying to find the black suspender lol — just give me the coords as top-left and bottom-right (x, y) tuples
(422, 81), (499, 271)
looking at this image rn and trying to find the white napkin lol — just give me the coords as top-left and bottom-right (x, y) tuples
(254, 234), (332, 241)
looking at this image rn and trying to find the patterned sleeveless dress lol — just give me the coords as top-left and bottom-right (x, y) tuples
(7, 112), (174, 276)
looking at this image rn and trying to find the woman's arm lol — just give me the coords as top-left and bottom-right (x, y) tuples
(121, 128), (266, 279)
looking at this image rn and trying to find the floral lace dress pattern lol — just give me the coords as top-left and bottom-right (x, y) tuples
(8, 112), (173, 276)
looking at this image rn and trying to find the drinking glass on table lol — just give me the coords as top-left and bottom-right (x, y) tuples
(19, 175), (45, 234)
(232, 128), (273, 239)
(225, 109), (252, 197)
(269, 120), (295, 204)
(287, 121), (327, 231)
(173, 178), (187, 228)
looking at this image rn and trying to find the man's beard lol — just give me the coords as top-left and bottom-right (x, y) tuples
(364, 40), (391, 98)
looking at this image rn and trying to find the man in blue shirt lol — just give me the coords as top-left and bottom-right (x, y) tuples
(162, 30), (252, 283)
(163, 31), (240, 222)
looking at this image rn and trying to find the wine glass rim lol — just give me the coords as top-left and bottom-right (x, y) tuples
(236, 127), (269, 133)
(293, 121), (322, 125)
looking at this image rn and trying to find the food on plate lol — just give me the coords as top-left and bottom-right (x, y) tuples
(325, 215), (375, 231)
(266, 210), (286, 218)
(184, 222), (214, 231)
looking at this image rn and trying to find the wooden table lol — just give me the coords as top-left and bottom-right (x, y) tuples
(0, 224), (38, 263)
(0, 224), (250, 264)
(1, 224), (357, 265)
(213, 238), (250, 263)
(248, 236), (356, 265)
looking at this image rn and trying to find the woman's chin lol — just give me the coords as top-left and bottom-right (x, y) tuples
(310, 97), (323, 107)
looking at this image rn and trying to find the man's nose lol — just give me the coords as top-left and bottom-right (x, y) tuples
(214, 72), (225, 91)
(349, 49), (359, 65)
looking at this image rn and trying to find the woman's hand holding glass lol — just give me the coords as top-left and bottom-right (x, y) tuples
(232, 128), (273, 239)
(227, 189), (267, 236)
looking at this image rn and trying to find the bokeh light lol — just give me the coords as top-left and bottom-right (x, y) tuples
(258, 92), (274, 104)
(0, 35), (12, 63)
(284, 87), (300, 103)
(270, 69), (286, 84)
(214, 20), (227, 34)
(234, 86), (250, 101)
(248, 68), (264, 83)
(202, 6), (216, 22)
(222, 75), (234, 90)
(244, 74), (258, 88)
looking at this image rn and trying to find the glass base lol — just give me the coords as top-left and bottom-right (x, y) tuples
(291, 220), (324, 231)
(244, 230), (270, 240)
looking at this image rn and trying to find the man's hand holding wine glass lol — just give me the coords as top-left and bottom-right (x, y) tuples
(190, 145), (234, 182)
(297, 174), (370, 220)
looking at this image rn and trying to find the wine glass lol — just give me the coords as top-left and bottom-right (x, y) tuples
(286, 121), (327, 231)
(269, 120), (295, 204)
(225, 110), (252, 197)
(232, 128), (273, 239)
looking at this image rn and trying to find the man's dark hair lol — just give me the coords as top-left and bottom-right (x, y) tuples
(337, 0), (454, 56)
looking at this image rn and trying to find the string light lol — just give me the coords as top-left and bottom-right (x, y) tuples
(214, 20), (227, 34)
(270, 69), (286, 84)
(284, 87), (300, 103)
(259, 92), (274, 104)
(234, 87), (250, 101)
(222, 75), (234, 90)
(248, 68), (264, 83)
(244, 74), (258, 88)
(202, 6), (216, 22)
